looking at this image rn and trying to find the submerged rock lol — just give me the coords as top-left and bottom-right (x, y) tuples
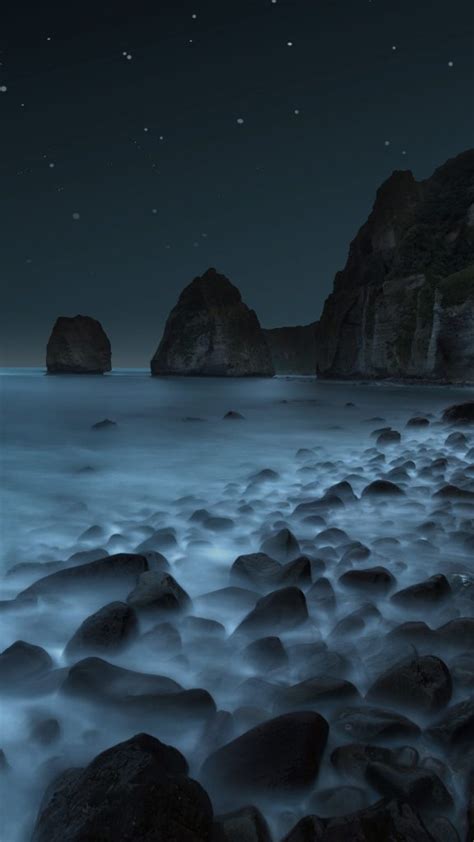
(0, 641), (52, 686)
(46, 315), (111, 374)
(150, 268), (274, 377)
(442, 401), (474, 424)
(367, 656), (452, 714)
(201, 711), (329, 798)
(213, 805), (272, 842)
(31, 732), (213, 842)
(64, 601), (138, 657)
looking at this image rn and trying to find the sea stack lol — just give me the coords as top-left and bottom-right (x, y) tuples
(151, 268), (274, 376)
(46, 315), (112, 374)
(315, 149), (474, 382)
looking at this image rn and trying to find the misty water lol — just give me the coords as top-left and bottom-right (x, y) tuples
(1, 369), (473, 840)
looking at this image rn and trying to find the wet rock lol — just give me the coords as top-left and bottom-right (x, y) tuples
(306, 578), (336, 613)
(260, 528), (300, 562)
(386, 622), (434, 648)
(433, 484), (474, 501)
(140, 622), (182, 655)
(362, 480), (405, 498)
(323, 481), (357, 504)
(339, 566), (395, 594)
(194, 586), (258, 615)
(435, 617), (474, 649)
(333, 706), (421, 741)
(442, 401), (474, 425)
(31, 732), (213, 842)
(0, 641), (53, 686)
(62, 657), (182, 700)
(428, 697), (474, 749)
(243, 636), (288, 672)
(136, 528), (178, 552)
(391, 575), (451, 608)
(407, 417), (430, 428)
(204, 516), (235, 532)
(307, 785), (372, 817)
(377, 430), (402, 447)
(274, 677), (359, 712)
(366, 761), (453, 810)
(367, 656), (452, 715)
(330, 743), (400, 781)
(281, 799), (437, 841)
(445, 431), (468, 449)
(278, 556), (312, 588)
(46, 315), (111, 374)
(182, 616), (226, 638)
(223, 411), (245, 420)
(233, 587), (308, 637)
(64, 601), (138, 657)
(127, 571), (191, 614)
(30, 717), (61, 746)
(213, 805), (271, 842)
(91, 418), (117, 430)
(18, 554), (149, 600)
(231, 553), (281, 588)
(201, 711), (329, 798)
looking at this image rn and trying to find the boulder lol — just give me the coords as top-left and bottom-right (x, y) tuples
(150, 268), (274, 377)
(201, 711), (328, 797)
(213, 805), (272, 842)
(442, 401), (474, 424)
(391, 575), (451, 608)
(64, 601), (138, 657)
(31, 733), (213, 842)
(333, 706), (420, 741)
(46, 315), (111, 374)
(260, 528), (300, 562)
(362, 480), (405, 498)
(367, 656), (452, 714)
(18, 554), (148, 600)
(127, 571), (191, 614)
(338, 566), (395, 594)
(0, 641), (52, 687)
(366, 761), (453, 810)
(233, 587), (308, 637)
(282, 799), (438, 841)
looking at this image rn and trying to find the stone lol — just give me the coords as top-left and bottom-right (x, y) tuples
(428, 697), (474, 749)
(282, 799), (438, 841)
(31, 733), (213, 842)
(243, 636), (288, 672)
(333, 706), (420, 741)
(377, 430), (402, 447)
(127, 571), (191, 614)
(330, 743), (400, 781)
(365, 762), (453, 810)
(338, 566), (395, 594)
(274, 677), (359, 712)
(362, 480), (405, 498)
(64, 601), (138, 657)
(260, 528), (300, 562)
(201, 711), (328, 798)
(30, 717), (61, 746)
(223, 411), (245, 420)
(213, 805), (272, 842)
(233, 587), (308, 637)
(18, 554), (148, 600)
(367, 655), (452, 714)
(391, 574), (451, 607)
(150, 268), (274, 376)
(0, 641), (53, 687)
(91, 418), (116, 430)
(315, 150), (474, 383)
(442, 401), (474, 424)
(46, 314), (112, 374)
(230, 553), (281, 588)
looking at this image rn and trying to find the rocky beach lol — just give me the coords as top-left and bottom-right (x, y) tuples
(1, 371), (474, 841)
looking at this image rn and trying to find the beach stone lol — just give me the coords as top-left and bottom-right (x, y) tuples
(338, 566), (395, 594)
(127, 571), (191, 614)
(213, 805), (271, 842)
(18, 554), (149, 600)
(367, 656), (452, 714)
(391, 575), (451, 608)
(233, 587), (308, 637)
(0, 641), (52, 686)
(260, 528), (300, 562)
(64, 601), (138, 657)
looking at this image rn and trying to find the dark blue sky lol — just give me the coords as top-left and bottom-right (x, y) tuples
(1, 0), (473, 365)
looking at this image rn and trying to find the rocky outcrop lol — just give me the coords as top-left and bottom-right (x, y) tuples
(46, 315), (111, 374)
(151, 268), (274, 376)
(316, 149), (474, 382)
(263, 322), (318, 374)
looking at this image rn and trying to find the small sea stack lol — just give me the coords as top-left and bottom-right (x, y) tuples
(150, 268), (274, 377)
(46, 315), (112, 374)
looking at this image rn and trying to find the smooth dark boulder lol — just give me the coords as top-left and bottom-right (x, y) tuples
(330, 743), (401, 782)
(243, 636), (288, 672)
(230, 553), (281, 589)
(333, 706), (421, 741)
(428, 697), (474, 748)
(366, 761), (453, 809)
(377, 430), (402, 447)
(391, 575), (451, 608)
(213, 805), (272, 842)
(64, 601), (138, 657)
(338, 566), (395, 594)
(62, 657), (182, 700)
(46, 314), (111, 374)
(127, 571), (191, 614)
(91, 418), (116, 430)
(0, 640), (52, 687)
(442, 401), (474, 424)
(30, 717), (61, 746)
(233, 587), (308, 637)
(282, 798), (438, 841)
(150, 268), (274, 377)
(201, 711), (329, 797)
(260, 528), (300, 562)
(31, 733), (213, 842)
(274, 677), (359, 712)
(18, 554), (149, 600)
(367, 656), (452, 714)
(362, 480), (405, 498)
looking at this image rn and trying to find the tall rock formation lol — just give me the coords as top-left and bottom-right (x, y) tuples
(316, 149), (474, 382)
(263, 322), (318, 374)
(151, 268), (274, 376)
(46, 315), (112, 374)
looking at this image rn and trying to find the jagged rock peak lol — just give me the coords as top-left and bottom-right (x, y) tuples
(46, 315), (111, 374)
(151, 268), (274, 377)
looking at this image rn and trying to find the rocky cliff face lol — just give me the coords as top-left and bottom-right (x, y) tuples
(151, 268), (274, 377)
(316, 150), (474, 382)
(263, 323), (318, 374)
(46, 315), (111, 374)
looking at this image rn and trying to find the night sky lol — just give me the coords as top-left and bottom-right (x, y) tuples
(1, 0), (473, 366)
